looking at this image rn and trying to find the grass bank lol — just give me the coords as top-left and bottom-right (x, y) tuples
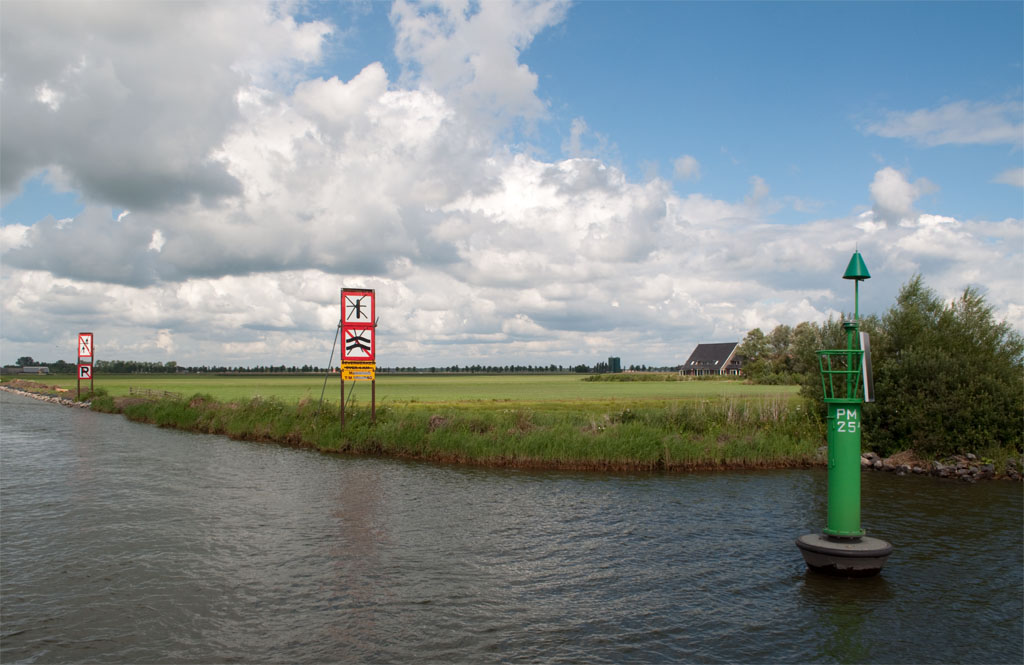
(88, 390), (825, 472)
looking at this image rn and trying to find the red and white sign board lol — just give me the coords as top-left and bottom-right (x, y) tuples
(342, 326), (375, 362)
(78, 332), (94, 360)
(78, 364), (93, 380)
(342, 290), (375, 326)
(341, 289), (376, 363)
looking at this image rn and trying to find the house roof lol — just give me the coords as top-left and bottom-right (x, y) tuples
(683, 342), (739, 368)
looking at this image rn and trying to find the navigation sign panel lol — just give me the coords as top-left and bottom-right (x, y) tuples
(341, 326), (375, 361)
(341, 362), (376, 381)
(78, 364), (93, 380)
(339, 287), (379, 426)
(342, 289), (375, 325)
(78, 332), (94, 360)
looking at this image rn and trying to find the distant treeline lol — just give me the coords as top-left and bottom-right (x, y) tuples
(383, 363), (673, 374)
(10, 358), (675, 375)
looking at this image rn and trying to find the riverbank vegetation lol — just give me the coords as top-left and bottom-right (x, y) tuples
(5, 374), (1019, 475)
(85, 389), (823, 471)
(737, 276), (1024, 459)
(3, 374), (820, 470)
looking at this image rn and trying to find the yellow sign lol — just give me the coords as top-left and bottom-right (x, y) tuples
(341, 362), (376, 381)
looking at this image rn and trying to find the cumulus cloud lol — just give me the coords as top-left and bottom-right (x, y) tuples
(0, 1), (1020, 368)
(0, 1), (332, 209)
(865, 100), (1023, 147)
(390, 0), (569, 131)
(869, 167), (937, 223)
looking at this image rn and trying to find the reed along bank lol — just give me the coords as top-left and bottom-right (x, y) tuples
(86, 390), (826, 472)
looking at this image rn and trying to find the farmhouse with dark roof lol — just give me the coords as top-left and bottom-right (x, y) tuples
(680, 342), (743, 376)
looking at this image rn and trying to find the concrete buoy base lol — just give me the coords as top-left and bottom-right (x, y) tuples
(796, 533), (893, 577)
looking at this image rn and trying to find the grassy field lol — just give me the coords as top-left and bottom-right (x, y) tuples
(9, 372), (799, 407)
(4, 373), (819, 472)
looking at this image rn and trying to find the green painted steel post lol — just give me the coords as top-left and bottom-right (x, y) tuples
(824, 400), (864, 537)
(822, 250), (871, 538)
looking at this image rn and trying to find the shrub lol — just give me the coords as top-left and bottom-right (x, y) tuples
(866, 277), (1023, 457)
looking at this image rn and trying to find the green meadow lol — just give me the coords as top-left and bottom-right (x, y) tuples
(5, 373), (820, 472)
(18, 372), (798, 407)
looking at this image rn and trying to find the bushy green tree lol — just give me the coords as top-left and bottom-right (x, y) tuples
(738, 327), (789, 383)
(866, 276), (1023, 456)
(741, 318), (880, 386)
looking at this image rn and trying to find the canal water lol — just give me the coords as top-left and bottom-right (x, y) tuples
(1, 390), (1021, 664)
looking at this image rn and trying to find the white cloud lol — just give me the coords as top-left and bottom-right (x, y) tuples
(147, 230), (165, 253)
(994, 167), (1024, 188)
(0, 2), (1020, 369)
(866, 100), (1023, 147)
(0, 224), (31, 251)
(869, 167), (937, 223)
(673, 155), (701, 181)
(390, 0), (569, 130)
(0, 1), (332, 208)
(155, 329), (175, 354)
(34, 83), (64, 111)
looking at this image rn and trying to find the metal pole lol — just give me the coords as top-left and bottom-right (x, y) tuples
(344, 286), (348, 428)
(371, 379), (376, 424)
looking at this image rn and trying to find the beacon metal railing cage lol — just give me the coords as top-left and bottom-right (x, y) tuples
(816, 349), (865, 403)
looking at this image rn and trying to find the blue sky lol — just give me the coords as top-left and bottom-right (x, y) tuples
(1, 1), (1021, 367)
(531, 1), (1022, 220)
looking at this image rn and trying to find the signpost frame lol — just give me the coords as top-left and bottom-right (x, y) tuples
(77, 332), (94, 399)
(339, 289), (377, 427)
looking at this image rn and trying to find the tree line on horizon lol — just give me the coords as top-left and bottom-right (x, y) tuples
(9, 358), (674, 376)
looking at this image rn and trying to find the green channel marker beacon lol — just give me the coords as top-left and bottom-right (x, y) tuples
(796, 250), (893, 576)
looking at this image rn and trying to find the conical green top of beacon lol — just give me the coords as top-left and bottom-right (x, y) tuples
(843, 250), (871, 281)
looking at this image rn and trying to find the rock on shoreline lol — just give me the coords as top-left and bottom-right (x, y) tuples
(861, 450), (1021, 482)
(0, 384), (92, 408)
